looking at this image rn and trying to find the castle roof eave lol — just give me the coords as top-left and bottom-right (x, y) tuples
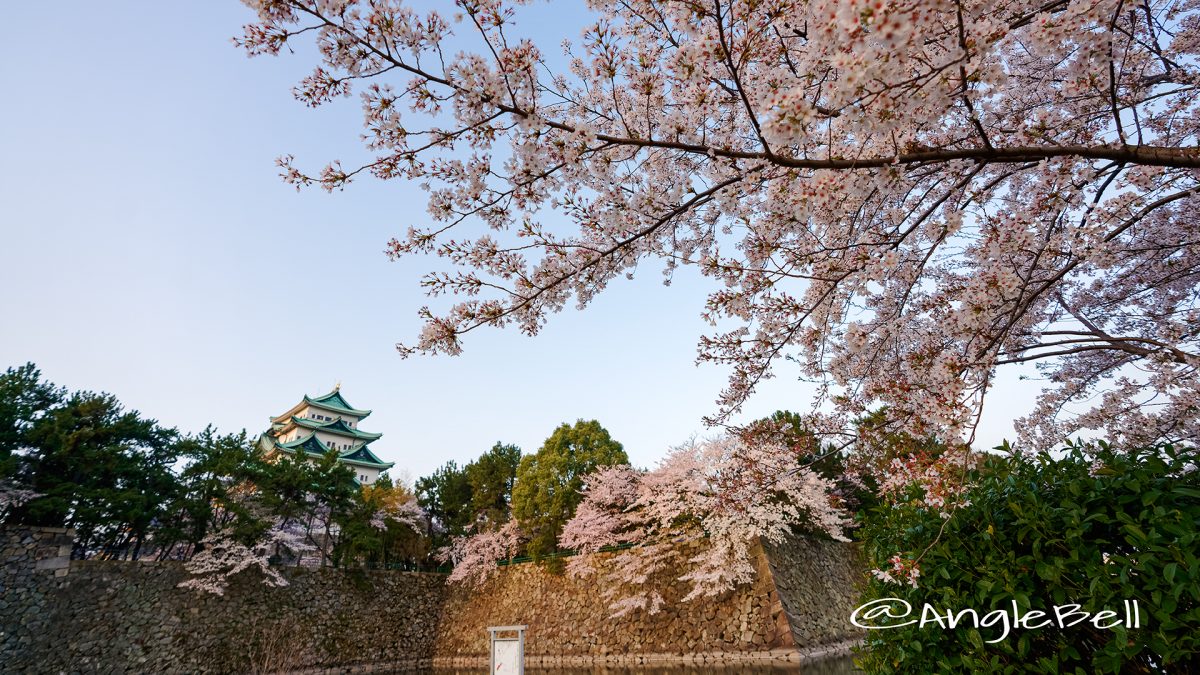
(280, 415), (383, 441)
(339, 456), (395, 470)
(267, 433), (393, 470)
(305, 388), (372, 418)
(271, 399), (372, 424)
(275, 431), (333, 456)
(338, 443), (394, 469)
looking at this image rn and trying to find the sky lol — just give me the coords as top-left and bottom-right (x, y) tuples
(0, 2), (1038, 481)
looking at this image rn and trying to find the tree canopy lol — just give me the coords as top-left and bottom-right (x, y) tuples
(512, 419), (629, 558)
(239, 0), (1200, 450)
(416, 441), (522, 550)
(7, 379), (180, 559)
(466, 442), (521, 529)
(416, 459), (475, 543)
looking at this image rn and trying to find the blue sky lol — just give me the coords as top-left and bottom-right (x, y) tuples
(0, 2), (1035, 481)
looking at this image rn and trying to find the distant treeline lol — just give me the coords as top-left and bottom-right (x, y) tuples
(0, 363), (424, 567)
(0, 363), (638, 572)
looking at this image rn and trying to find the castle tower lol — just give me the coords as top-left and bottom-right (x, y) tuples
(258, 387), (394, 484)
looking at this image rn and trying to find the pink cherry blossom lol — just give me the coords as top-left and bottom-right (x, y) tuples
(0, 480), (40, 523)
(438, 518), (523, 588)
(561, 434), (849, 614)
(369, 494), (426, 532)
(238, 0), (1200, 453)
(178, 517), (315, 595)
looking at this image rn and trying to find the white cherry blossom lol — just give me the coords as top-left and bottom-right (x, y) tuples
(238, 0), (1200, 451)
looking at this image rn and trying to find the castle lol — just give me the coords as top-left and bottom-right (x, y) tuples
(258, 387), (394, 484)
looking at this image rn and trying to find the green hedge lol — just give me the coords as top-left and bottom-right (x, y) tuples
(856, 442), (1200, 674)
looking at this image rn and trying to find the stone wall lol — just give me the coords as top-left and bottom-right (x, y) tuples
(1, 527), (864, 673)
(1, 527), (445, 674)
(432, 537), (865, 667)
(762, 536), (868, 648)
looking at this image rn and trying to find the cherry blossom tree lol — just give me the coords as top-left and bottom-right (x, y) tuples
(368, 493), (426, 531)
(237, 0), (1200, 450)
(0, 480), (40, 524)
(178, 514), (315, 595)
(877, 446), (978, 513)
(437, 518), (523, 587)
(559, 434), (848, 615)
(559, 464), (641, 554)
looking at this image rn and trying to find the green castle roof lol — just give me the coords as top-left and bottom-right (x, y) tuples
(270, 387), (373, 424)
(277, 432), (329, 456)
(305, 388), (371, 418)
(339, 444), (393, 469)
(287, 415), (383, 441)
(272, 432), (394, 470)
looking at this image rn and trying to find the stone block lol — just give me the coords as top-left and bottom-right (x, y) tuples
(34, 556), (70, 571)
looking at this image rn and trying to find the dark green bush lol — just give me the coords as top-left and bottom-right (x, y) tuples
(857, 442), (1200, 674)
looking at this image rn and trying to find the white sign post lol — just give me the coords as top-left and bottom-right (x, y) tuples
(488, 625), (526, 675)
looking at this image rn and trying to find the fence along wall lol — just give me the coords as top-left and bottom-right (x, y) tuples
(1, 526), (864, 673)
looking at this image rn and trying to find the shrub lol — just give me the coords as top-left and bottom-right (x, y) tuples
(856, 442), (1200, 674)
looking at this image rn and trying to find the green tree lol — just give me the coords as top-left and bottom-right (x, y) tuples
(850, 408), (950, 477)
(0, 362), (404, 568)
(256, 448), (358, 566)
(15, 390), (180, 559)
(416, 460), (474, 546)
(155, 427), (263, 559)
(0, 363), (65, 480)
(415, 442), (523, 555)
(512, 419), (628, 559)
(466, 442), (521, 530)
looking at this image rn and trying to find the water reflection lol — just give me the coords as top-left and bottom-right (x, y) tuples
(401, 657), (860, 674)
